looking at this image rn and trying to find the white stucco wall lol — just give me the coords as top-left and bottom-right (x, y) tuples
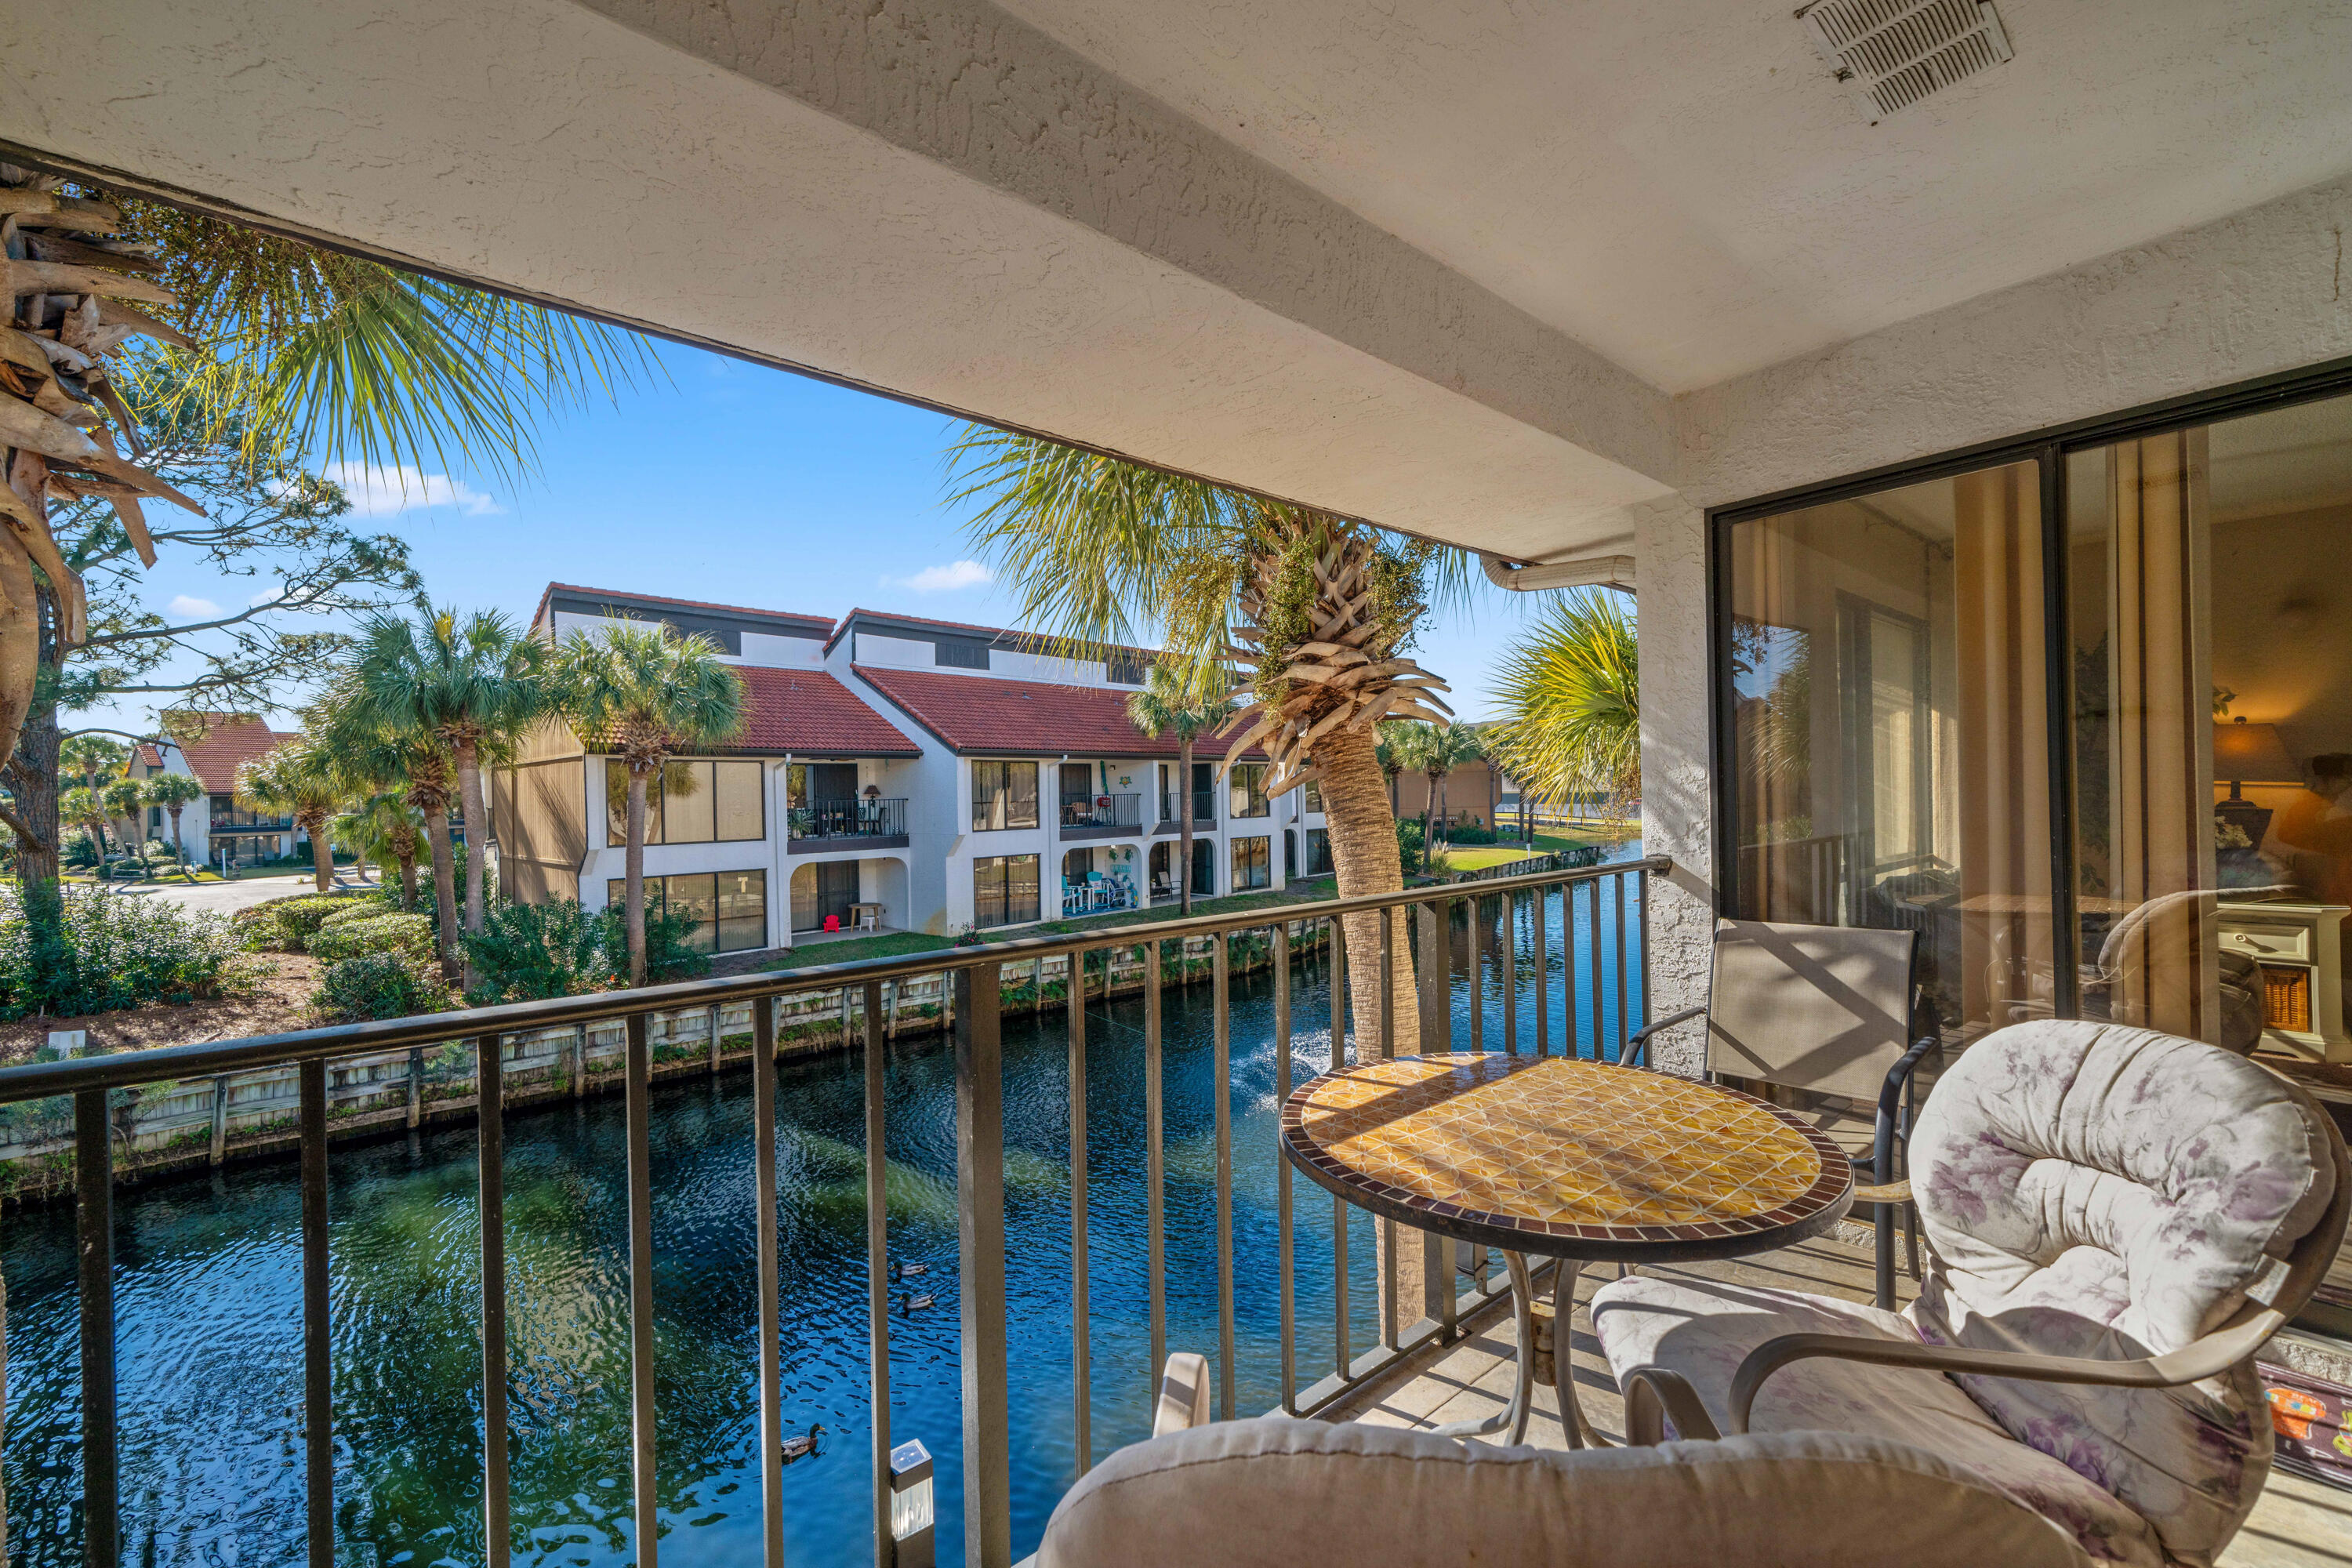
(1632, 498), (1715, 1080)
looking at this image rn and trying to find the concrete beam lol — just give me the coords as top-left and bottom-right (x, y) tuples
(0, 0), (1677, 558)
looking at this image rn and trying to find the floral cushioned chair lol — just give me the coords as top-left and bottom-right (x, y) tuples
(1591, 1019), (2350, 1568)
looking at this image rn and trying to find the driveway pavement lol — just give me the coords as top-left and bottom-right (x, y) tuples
(113, 869), (381, 918)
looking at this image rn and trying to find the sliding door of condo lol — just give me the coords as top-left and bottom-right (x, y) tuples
(1724, 458), (2053, 1041)
(2067, 390), (2352, 1058)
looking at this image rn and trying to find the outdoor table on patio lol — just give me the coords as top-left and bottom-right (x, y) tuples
(1280, 1053), (1853, 1448)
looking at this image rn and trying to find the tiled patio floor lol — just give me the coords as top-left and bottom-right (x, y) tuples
(1328, 1228), (2352, 1568)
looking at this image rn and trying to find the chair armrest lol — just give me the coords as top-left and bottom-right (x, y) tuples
(1624, 1005), (1706, 1067)
(1851, 1178), (1911, 1204)
(1153, 1352), (1213, 1436)
(1725, 1307), (2287, 1435)
(1622, 1364), (1722, 1446)
(1870, 1036), (1940, 1186)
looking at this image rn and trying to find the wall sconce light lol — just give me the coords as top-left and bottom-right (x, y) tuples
(889, 1438), (935, 1568)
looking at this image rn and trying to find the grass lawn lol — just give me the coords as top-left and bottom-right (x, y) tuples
(1432, 828), (1636, 873)
(760, 880), (1349, 971)
(64, 866), (229, 886)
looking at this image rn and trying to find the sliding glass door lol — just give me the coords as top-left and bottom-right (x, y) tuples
(1719, 378), (2352, 1059)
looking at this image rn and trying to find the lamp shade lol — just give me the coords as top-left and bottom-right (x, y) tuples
(2213, 719), (2300, 785)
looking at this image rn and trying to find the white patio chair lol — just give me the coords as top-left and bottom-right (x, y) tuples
(1034, 1352), (2098, 1567)
(1593, 1018), (2350, 1568)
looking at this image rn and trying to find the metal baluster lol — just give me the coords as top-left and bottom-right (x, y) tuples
(753, 996), (786, 1568)
(301, 1058), (333, 1568)
(1214, 932), (1236, 1421)
(1328, 919), (1349, 1379)
(1069, 949), (1092, 1473)
(75, 1088), (117, 1568)
(864, 982), (891, 1568)
(1379, 909), (1399, 1351)
(1638, 866), (1653, 1036)
(1275, 922), (1296, 1414)
(624, 1013), (660, 1568)
(477, 1034), (511, 1568)
(1145, 940), (1167, 1399)
(1468, 894), (1483, 1053)
(1588, 882), (1605, 1062)
(954, 963), (1011, 1568)
(1502, 889), (1519, 1054)
(1534, 884), (1550, 1058)
(1613, 874), (1630, 1060)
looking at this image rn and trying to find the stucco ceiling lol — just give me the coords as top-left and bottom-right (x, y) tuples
(993, 0), (2352, 394)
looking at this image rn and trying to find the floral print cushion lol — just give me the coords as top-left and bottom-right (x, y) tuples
(1591, 1275), (2164, 1566)
(1904, 1020), (2338, 1566)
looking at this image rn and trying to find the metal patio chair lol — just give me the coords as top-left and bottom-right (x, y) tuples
(1596, 1018), (2350, 1568)
(1625, 918), (1934, 1308)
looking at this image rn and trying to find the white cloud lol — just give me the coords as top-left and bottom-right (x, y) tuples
(165, 594), (221, 620)
(319, 462), (503, 517)
(886, 559), (992, 593)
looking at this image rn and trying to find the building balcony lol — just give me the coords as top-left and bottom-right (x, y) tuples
(1060, 791), (1142, 839)
(787, 796), (909, 851)
(1156, 790), (1218, 831)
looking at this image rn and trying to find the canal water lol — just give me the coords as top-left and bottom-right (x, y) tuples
(2, 850), (1643, 1566)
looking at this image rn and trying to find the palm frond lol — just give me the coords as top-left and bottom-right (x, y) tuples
(1483, 588), (1639, 808)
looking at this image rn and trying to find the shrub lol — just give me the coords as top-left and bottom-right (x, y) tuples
(62, 830), (98, 869)
(318, 894), (401, 931)
(1396, 818), (1426, 871)
(0, 883), (252, 1018)
(463, 899), (606, 1004)
(307, 912), (437, 964)
(1446, 824), (1498, 846)
(308, 952), (443, 1023)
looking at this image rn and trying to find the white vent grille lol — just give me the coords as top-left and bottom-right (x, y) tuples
(1800, 0), (2014, 123)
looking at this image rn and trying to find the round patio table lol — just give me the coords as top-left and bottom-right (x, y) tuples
(1280, 1052), (1853, 1447)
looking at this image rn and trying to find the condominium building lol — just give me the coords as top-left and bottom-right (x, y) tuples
(492, 586), (1324, 953)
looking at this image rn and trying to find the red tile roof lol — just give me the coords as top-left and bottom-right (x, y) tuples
(132, 742), (163, 770)
(728, 667), (922, 757)
(853, 665), (1261, 757)
(172, 715), (287, 793)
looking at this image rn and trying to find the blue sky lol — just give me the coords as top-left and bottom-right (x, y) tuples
(99, 342), (1544, 737)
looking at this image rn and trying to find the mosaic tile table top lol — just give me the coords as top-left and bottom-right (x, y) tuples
(1281, 1054), (1852, 1254)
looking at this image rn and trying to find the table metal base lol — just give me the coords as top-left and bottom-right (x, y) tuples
(1427, 1253), (1610, 1449)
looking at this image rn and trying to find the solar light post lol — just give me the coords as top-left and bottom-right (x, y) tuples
(889, 1438), (935, 1568)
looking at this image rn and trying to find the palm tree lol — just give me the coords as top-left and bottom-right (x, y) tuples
(1374, 731), (1405, 814)
(101, 776), (147, 854)
(1485, 589), (1639, 818)
(309, 677), (463, 969)
(951, 431), (1458, 1049)
(60, 735), (127, 795)
(142, 771), (205, 865)
(1425, 722), (1486, 843)
(238, 739), (345, 894)
(0, 163), (651, 862)
(345, 604), (546, 933)
(58, 786), (108, 858)
(1126, 663), (1236, 914)
(551, 623), (743, 984)
(334, 792), (426, 910)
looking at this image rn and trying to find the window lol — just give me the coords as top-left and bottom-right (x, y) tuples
(1229, 762), (1269, 818)
(607, 869), (768, 953)
(1231, 834), (1270, 891)
(1304, 781), (1323, 814)
(606, 759), (765, 847)
(789, 861), (860, 933)
(1304, 827), (1334, 877)
(971, 760), (1038, 830)
(937, 638), (991, 670)
(973, 853), (1040, 927)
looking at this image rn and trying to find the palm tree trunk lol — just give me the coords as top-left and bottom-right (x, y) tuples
(1317, 724), (1421, 1055)
(1178, 739), (1195, 916)
(9, 691), (60, 887)
(456, 738), (488, 931)
(626, 766), (650, 985)
(423, 806), (460, 979)
(305, 811), (333, 892)
(397, 847), (418, 911)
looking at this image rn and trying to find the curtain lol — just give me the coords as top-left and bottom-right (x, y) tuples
(1954, 462), (2055, 1035)
(2100, 429), (2217, 1040)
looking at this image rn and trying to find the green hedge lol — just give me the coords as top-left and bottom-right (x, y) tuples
(307, 912), (437, 964)
(309, 953), (444, 1023)
(0, 883), (252, 1019)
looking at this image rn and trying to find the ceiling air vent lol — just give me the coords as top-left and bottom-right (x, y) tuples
(1798, 0), (2014, 123)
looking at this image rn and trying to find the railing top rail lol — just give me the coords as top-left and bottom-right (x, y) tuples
(0, 855), (1666, 1102)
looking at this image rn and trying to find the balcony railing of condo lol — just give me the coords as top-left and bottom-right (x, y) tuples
(1159, 789), (1218, 827)
(3, 855), (1663, 1568)
(789, 797), (908, 842)
(1060, 792), (1142, 831)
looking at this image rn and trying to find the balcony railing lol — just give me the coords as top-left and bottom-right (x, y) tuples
(1159, 789), (1218, 826)
(1060, 791), (1142, 830)
(789, 795), (907, 841)
(0, 855), (1663, 1567)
